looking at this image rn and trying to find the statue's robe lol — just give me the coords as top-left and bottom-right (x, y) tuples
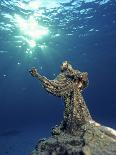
(37, 68), (92, 132)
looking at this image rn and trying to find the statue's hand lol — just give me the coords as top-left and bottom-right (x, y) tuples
(29, 67), (38, 77)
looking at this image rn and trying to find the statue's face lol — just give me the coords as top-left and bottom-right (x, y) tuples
(63, 61), (68, 68)
(61, 61), (68, 71)
(61, 61), (73, 72)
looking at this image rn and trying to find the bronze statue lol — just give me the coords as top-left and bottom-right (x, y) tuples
(29, 62), (116, 155)
(29, 61), (92, 133)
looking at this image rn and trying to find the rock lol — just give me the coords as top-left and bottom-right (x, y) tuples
(31, 122), (116, 155)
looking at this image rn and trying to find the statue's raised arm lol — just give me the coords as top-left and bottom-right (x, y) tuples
(29, 67), (63, 97)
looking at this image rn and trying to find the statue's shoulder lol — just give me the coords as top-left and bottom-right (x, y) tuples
(54, 73), (66, 81)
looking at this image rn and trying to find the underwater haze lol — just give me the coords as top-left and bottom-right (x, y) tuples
(0, 0), (116, 155)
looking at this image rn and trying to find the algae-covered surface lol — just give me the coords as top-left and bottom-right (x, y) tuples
(30, 62), (116, 155)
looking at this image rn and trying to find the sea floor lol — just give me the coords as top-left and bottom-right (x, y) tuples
(0, 124), (50, 155)
(0, 121), (115, 155)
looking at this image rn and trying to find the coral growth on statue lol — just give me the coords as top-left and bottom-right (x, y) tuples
(29, 61), (116, 155)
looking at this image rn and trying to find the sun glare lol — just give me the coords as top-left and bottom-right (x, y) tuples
(15, 15), (49, 40)
(14, 14), (49, 53)
(28, 40), (36, 48)
(19, 0), (41, 10)
(28, 1), (41, 10)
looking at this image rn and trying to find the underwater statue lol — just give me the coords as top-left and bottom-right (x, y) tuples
(29, 61), (116, 155)
(29, 61), (92, 133)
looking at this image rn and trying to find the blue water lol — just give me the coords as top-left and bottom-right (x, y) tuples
(0, 0), (116, 154)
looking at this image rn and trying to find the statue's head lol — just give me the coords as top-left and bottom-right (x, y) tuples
(61, 61), (73, 72)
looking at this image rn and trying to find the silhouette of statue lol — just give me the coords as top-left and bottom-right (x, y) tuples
(29, 62), (116, 155)
(29, 61), (92, 133)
